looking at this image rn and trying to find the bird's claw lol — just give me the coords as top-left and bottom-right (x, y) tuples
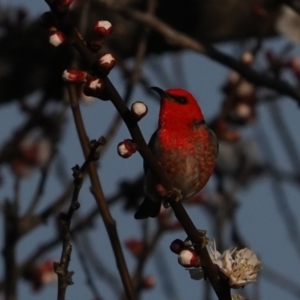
(163, 188), (182, 208)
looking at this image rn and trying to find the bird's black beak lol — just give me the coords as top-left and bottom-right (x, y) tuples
(150, 86), (170, 99)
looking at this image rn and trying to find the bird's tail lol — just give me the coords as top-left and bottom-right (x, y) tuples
(134, 197), (161, 219)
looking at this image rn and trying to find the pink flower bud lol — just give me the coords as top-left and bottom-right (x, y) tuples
(141, 276), (156, 289)
(97, 53), (116, 76)
(11, 137), (51, 177)
(241, 52), (254, 66)
(117, 140), (137, 158)
(125, 238), (145, 257)
(178, 249), (200, 268)
(170, 239), (184, 254)
(93, 20), (112, 39)
(82, 77), (110, 100)
(49, 31), (65, 47)
(23, 259), (57, 291)
(235, 103), (252, 119)
(62, 68), (88, 83)
(131, 101), (148, 121)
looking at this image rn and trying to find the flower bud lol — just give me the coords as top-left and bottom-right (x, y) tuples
(62, 68), (88, 83)
(96, 53), (116, 76)
(141, 276), (156, 289)
(170, 239), (184, 254)
(117, 140), (137, 158)
(82, 77), (110, 100)
(93, 20), (112, 39)
(240, 52), (254, 66)
(125, 238), (144, 257)
(178, 249), (200, 268)
(131, 101), (148, 121)
(49, 30), (65, 47)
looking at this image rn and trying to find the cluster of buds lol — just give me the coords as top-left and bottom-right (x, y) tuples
(11, 136), (51, 177)
(187, 240), (261, 289)
(62, 66), (113, 100)
(222, 71), (257, 126)
(23, 259), (57, 291)
(117, 101), (148, 158)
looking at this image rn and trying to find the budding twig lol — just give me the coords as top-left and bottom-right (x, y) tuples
(54, 135), (105, 300)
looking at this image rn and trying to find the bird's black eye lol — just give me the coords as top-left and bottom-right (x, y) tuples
(170, 95), (188, 104)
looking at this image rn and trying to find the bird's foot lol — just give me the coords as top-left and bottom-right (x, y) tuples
(163, 188), (182, 208)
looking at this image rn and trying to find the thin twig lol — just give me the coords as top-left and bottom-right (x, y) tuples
(3, 200), (18, 300)
(54, 135), (105, 300)
(66, 82), (136, 299)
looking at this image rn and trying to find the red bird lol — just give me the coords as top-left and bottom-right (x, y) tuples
(134, 87), (218, 219)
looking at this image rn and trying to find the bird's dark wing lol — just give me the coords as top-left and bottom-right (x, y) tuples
(134, 196), (161, 219)
(143, 129), (158, 174)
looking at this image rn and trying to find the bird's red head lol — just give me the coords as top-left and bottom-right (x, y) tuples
(151, 87), (204, 128)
